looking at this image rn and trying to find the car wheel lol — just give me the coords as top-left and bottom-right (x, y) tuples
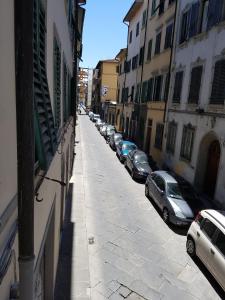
(186, 237), (196, 257)
(145, 185), (149, 197)
(162, 208), (169, 224)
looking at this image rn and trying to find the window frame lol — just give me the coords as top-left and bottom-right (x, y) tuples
(180, 124), (195, 161)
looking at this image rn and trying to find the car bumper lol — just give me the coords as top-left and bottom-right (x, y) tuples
(170, 215), (193, 226)
(133, 171), (149, 179)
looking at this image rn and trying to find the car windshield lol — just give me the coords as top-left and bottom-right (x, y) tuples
(115, 135), (122, 141)
(135, 154), (148, 163)
(167, 183), (183, 199)
(123, 144), (136, 151)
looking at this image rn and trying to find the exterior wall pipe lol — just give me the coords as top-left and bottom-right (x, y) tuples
(163, 0), (178, 123)
(14, 0), (35, 299)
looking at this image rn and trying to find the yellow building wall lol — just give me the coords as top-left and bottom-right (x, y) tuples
(101, 62), (118, 103)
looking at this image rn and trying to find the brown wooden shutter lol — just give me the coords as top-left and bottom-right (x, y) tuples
(188, 66), (203, 104)
(210, 59), (225, 105)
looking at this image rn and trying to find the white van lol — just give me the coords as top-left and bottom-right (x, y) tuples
(186, 209), (225, 291)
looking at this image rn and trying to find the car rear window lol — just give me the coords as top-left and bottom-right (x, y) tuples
(201, 218), (217, 239)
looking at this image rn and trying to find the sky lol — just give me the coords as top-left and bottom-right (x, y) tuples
(80, 0), (133, 69)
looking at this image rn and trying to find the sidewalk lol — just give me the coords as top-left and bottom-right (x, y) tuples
(54, 122), (91, 300)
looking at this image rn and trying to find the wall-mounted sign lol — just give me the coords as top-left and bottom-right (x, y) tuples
(101, 86), (108, 97)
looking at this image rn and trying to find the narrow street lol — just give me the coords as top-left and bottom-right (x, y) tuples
(68, 114), (224, 300)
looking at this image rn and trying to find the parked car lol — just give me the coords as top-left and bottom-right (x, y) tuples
(145, 171), (194, 226)
(102, 124), (113, 138)
(105, 125), (115, 140)
(100, 124), (108, 135)
(186, 209), (225, 291)
(109, 133), (123, 150)
(116, 141), (137, 163)
(98, 122), (106, 132)
(125, 150), (152, 180)
(89, 111), (94, 119)
(168, 172), (204, 215)
(95, 119), (104, 129)
(91, 114), (100, 122)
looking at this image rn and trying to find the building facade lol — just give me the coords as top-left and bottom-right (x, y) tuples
(92, 60), (119, 120)
(0, 0), (85, 299)
(115, 48), (127, 132)
(164, 0), (225, 208)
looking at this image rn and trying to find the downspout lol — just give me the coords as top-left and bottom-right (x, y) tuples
(73, 0), (79, 139)
(15, 0), (35, 299)
(163, 0), (178, 123)
(137, 0), (150, 146)
(122, 20), (129, 133)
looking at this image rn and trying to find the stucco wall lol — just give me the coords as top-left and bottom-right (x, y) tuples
(165, 0), (225, 206)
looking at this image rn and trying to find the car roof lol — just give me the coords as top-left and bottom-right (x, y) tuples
(122, 140), (136, 146)
(153, 170), (177, 183)
(133, 150), (147, 156)
(202, 210), (225, 229)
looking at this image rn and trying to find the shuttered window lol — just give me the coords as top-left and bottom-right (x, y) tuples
(34, 0), (57, 169)
(147, 39), (152, 61)
(135, 84), (140, 103)
(173, 71), (183, 103)
(132, 55), (138, 70)
(147, 78), (154, 101)
(136, 22), (140, 36)
(155, 124), (164, 150)
(141, 81), (148, 103)
(180, 125), (195, 161)
(210, 59), (225, 105)
(129, 30), (132, 44)
(158, 0), (165, 16)
(153, 75), (162, 101)
(155, 32), (161, 55)
(180, 10), (191, 44)
(139, 47), (144, 66)
(163, 73), (170, 101)
(151, 0), (157, 16)
(188, 66), (203, 104)
(164, 23), (173, 49)
(207, 0), (224, 30)
(189, 2), (200, 38)
(63, 63), (68, 123)
(166, 122), (177, 154)
(53, 38), (61, 129)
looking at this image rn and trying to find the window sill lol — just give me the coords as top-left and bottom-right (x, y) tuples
(207, 104), (225, 113)
(193, 31), (208, 43)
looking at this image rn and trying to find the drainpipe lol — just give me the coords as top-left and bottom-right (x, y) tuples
(163, 0), (178, 123)
(15, 1), (35, 299)
(73, 0), (79, 139)
(136, 0), (150, 146)
(122, 20), (129, 133)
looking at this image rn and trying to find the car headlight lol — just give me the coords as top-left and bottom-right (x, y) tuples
(174, 210), (186, 219)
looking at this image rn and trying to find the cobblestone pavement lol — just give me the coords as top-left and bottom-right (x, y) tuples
(69, 114), (224, 300)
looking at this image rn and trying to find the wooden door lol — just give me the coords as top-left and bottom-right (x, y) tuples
(145, 119), (152, 154)
(204, 140), (220, 198)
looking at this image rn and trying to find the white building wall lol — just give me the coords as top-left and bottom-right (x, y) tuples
(165, 0), (225, 207)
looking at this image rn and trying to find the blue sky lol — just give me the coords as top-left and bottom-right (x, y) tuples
(80, 0), (133, 68)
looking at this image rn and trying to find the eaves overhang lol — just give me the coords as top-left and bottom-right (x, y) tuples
(115, 48), (127, 60)
(123, 0), (144, 23)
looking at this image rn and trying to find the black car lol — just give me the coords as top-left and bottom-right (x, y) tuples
(109, 133), (123, 150)
(125, 150), (152, 180)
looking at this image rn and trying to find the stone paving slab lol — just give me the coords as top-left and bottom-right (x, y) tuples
(67, 117), (224, 300)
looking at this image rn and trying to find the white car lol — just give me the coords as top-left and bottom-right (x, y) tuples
(186, 209), (225, 291)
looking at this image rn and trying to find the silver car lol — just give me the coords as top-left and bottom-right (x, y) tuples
(145, 171), (194, 226)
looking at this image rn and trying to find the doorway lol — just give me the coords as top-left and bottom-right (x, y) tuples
(203, 140), (221, 197)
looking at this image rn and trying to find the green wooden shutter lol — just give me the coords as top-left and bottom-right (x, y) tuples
(34, 0), (57, 169)
(53, 38), (61, 128)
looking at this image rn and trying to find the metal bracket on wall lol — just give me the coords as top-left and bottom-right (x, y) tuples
(37, 175), (66, 186)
